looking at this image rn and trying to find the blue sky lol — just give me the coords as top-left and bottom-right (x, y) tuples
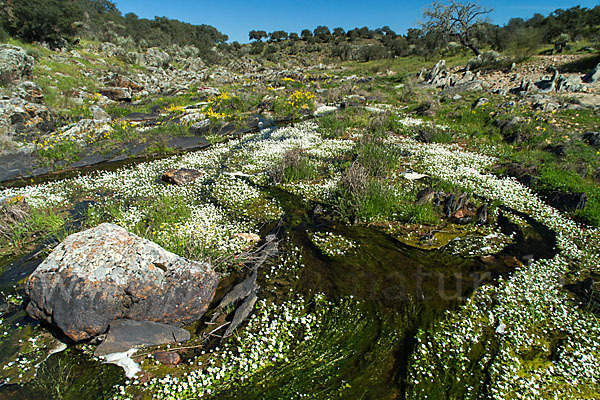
(112, 1), (599, 43)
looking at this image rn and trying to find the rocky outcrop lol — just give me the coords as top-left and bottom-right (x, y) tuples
(535, 69), (586, 93)
(26, 223), (219, 341)
(421, 59), (487, 92)
(50, 119), (113, 144)
(0, 97), (54, 136)
(89, 106), (110, 121)
(13, 81), (44, 104)
(141, 48), (171, 68)
(0, 45), (34, 83)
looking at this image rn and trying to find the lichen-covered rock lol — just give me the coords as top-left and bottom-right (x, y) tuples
(26, 223), (219, 341)
(0, 45), (34, 83)
(0, 97), (54, 136)
(14, 81), (44, 103)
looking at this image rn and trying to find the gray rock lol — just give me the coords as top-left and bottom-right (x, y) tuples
(473, 97), (489, 109)
(217, 270), (258, 311)
(583, 63), (600, 84)
(90, 106), (110, 121)
(476, 204), (488, 225)
(189, 119), (211, 135)
(556, 75), (585, 92)
(510, 79), (533, 95)
(95, 319), (190, 356)
(166, 136), (210, 152)
(443, 194), (457, 217)
(100, 42), (121, 58)
(222, 291), (258, 339)
(142, 48), (171, 68)
(26, 223), (219, 341)
(456, 192), (470, 211)
(14, 81), (44, 103)
(536, 69), (559, 93)
(0, 45), (34, 83)
(426, 60), (446, 84)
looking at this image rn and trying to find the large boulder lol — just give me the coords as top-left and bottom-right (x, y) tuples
(26, 223), (219, 341)
(0, 45), (34, 84)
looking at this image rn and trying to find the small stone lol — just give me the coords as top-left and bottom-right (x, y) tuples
(237, 233), (260, 242)
(153, 351), (181, 366)
(480, 255), (495, 265)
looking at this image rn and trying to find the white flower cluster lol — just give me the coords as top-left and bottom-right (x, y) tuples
(399, 135), (600, 398)
(126, 296), (320, 400)
(236, 122), (353, 175)
(209, 175), (283, 220)
(161, 203), (255, 257)
(266, 244), (305, 280)
(447, 231), (512, 257)
(280, 175), (341, 204)
(309, 231), (357, 257)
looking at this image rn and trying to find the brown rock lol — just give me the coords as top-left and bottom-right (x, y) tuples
(99, 87), (132, 101)
(502, 256), (522, 269)
(161, 168), (203, 185)
(480, 255), (496, 265)
(154, 351), (181, 366)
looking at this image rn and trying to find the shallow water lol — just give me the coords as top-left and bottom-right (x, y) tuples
(0, 161), (558, 400)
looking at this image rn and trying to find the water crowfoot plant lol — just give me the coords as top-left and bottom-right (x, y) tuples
(308, 231), (357, 257)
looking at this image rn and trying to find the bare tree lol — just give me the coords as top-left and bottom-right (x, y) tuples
(422, 1), (492, 56)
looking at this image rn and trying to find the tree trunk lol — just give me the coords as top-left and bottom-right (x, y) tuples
(467, 42), (480, 57)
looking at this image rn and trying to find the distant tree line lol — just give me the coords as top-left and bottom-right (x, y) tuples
(248, 4), (600, 60)
(0, 0), (227, 50)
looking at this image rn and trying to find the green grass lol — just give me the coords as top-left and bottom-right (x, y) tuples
(36, 141), (81, 164)
(337, 180), (398, 221)
(282, 156), (319, 183)
(399, 201), (440, 225)
(317, 107), (373, 139)
(0, 206), (66, 254)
